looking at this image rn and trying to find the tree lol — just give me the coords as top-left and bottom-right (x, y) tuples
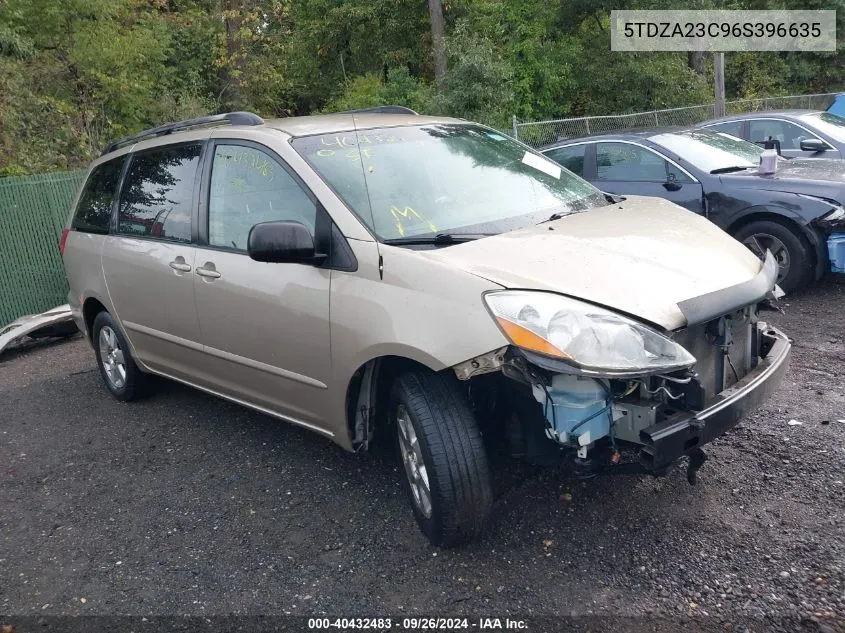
(0, 0), (842, 175)
(428, 0), (446, 88)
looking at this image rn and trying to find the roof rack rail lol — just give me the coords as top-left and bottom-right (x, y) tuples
(340, 105), (419, 115)
(101, 111), (264, 155)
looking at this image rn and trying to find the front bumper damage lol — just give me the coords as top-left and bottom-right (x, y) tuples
(454, 315), (791, 484)
(0, 304), (78, 357)
(639, 324), (790, 473)
(452, 250), (791, 483)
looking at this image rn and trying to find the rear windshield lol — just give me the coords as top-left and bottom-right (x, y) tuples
(803, 112), (845, 142)
(649, 129), (763, 172)
(71, 156), (126, 234)
(291, 123), (608, 240)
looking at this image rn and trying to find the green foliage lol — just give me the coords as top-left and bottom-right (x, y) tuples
(562, 16), (713, 116)
(324, 68), (436, 116)
(434, 21), (516, 128)
(323, 74), (385, 112)
(0, 24), (33, 58)
(0, 0), (842, 175)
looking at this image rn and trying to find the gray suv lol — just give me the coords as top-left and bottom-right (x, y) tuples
(61, 109), (790, 547)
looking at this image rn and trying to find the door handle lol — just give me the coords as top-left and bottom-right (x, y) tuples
(169, 259), (192, 272)
(196, 265), (221, 279)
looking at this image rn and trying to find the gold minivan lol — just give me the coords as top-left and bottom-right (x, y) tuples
(61, 108), (791, 547)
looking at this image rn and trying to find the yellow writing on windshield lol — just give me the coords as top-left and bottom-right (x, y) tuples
(389, 205), (437, 237)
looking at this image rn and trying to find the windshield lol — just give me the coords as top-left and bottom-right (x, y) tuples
(292, 124), (608, 240)
(803, 112), (845, 142)
(649, 129), (763, 172)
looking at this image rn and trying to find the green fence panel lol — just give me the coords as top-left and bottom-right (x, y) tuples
(0, 170), (87, 326)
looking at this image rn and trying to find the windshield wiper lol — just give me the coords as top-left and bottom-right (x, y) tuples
(539, 209), (586, 224)
(537, 203), (602, 225)
(539, 212), (568, 224)
(382, 232), (492, 246)
(710, 165), (753, 174)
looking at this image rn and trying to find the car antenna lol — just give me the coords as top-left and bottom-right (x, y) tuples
(350, 112), (384, 279)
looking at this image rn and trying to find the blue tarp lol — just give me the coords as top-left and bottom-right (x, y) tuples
(826, 93), (845, 117)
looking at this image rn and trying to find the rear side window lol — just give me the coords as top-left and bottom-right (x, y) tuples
(71, 157), (125, 234)
(544, 145), (586, 177)
(117, 143), (202, 243)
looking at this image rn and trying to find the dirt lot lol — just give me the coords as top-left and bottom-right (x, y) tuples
(1, 276), (844, 631)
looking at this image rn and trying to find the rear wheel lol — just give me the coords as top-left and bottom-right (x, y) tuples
(390, 371), (493, 547)
(733, 219), (813, 293)
(92, 311), (148, 401)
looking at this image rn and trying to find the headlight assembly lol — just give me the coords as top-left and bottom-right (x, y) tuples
(819, 204), (845, 225)
(797, 194), (845, 228)
(484, 290), (696, 376)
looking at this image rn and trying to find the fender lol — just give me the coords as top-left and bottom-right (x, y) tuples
(727, 203), (814, 231)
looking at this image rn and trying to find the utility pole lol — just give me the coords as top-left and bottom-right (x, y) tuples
(714, 52), (725, 117)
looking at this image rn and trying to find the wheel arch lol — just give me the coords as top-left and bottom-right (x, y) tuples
(82, 296), (109, 342)
(344, 353), (442, 450)
(727, 207), (808, 237)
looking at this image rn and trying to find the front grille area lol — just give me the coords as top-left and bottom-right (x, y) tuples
(671, 308), (755, 406)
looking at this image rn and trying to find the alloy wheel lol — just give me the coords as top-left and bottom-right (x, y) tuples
(396, 404), (432, 518)
(98, 325), (127, 390)
(742, 232), (790, 284)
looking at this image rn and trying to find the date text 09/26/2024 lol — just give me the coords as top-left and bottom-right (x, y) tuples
(307, 618), (528, 630)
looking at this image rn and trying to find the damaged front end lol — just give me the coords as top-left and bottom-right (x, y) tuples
(452, 255), (791, 483)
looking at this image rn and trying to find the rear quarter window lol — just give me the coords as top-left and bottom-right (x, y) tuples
(71, 156), (126, 234)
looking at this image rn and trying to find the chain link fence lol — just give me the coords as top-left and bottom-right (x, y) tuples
(0, 170), (86, 325)
(513, 92), (841, 147)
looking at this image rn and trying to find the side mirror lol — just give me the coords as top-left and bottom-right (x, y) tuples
(799, 138), (830, 153)
(663, 181), (682, 192)
(247, 220), (326, 264)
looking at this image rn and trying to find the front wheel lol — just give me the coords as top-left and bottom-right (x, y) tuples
(733, 219), (813, 293)
(390, 371), (493, 547)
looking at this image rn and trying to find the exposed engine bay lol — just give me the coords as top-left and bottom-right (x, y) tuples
(452, 303), (783, 483)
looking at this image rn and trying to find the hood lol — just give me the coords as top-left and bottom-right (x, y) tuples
(420, 196), (765, 330)
(722, 158), (845, 202)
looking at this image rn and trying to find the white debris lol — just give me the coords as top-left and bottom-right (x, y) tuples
(787, 420), (802, 426)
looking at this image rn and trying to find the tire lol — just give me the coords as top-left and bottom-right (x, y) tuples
(733, 219), (813, 293)
(390, 371), (493, 547)
(91, 311), (148, 402)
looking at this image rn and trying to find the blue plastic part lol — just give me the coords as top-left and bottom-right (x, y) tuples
(539, 376), (611, 446)
(828, 232), (845, 274)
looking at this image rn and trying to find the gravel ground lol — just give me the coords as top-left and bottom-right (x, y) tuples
(1, 276), (844, 632)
